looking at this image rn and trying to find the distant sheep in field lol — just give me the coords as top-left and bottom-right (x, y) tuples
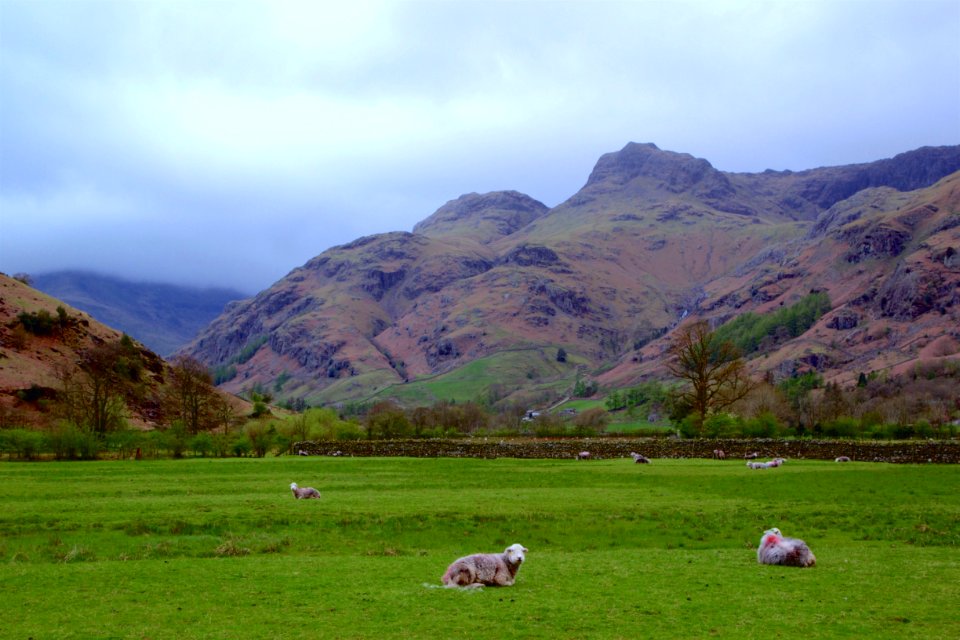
(713, 449), (726, 460)
(576, 451), (591, 460)
(630, 452), (650, 464)
(766, 457), (786, 467)
(835, 456), (851, 462)
(746, 461), (767, 469)
(744, 451), (760, 460)
(290, 482), (321, 499)
(441, 544), (528, 589)
(757, 527), (816, 568)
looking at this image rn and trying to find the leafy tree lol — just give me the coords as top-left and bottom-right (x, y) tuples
(573, 377), (597, 398)
(364, 401), (411, 439)
(605, 390), (625, 411)
(243, 421), (275, 457)
(666, 321), (753, 433)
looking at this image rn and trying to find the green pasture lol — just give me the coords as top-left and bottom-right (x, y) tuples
(1, 457), (958, 639)
(367, 348), (577, 406)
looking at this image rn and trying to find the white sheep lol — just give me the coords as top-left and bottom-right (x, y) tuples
(835, 456), (851, 462)
(766, 457), (786, 467)
(757, 527), (816, 567)
(441, 543), (528, 588)
(290, 482), (321, 499)
(576, 451), (591, 460)
(630, 452), (650, 464)
(746, 461), (767, 469)
(713, 449), (726, 460)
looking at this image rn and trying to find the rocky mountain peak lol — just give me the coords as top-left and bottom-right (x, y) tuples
(587, 142), (709, 184)
(412, 190), (548, 243)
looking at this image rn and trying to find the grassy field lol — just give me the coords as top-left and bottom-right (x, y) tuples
(1, 456), (958, 639)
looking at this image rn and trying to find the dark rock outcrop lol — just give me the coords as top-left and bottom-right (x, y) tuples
(842, 222), (911, 263)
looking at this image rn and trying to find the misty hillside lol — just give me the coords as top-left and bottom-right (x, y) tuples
(31, 271), (246, 357)
(179, 142), (960, 408)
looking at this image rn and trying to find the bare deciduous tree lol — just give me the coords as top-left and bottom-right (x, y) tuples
(57, 341), (131, 434)
(666, 320), (753, 433)
(165, 355), (221, 433)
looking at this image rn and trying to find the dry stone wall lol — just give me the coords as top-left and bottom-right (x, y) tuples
(293, 438), (960, 464)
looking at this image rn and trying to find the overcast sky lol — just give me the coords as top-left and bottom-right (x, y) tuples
(1, 0), (958, 293)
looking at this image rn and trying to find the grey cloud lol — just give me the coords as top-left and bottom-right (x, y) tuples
(1, 0), (958, 291)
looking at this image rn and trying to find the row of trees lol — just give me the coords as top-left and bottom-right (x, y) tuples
(636, 319), (959, 439)
(0, 420), (307, 461)
(3, 309), (957, 461)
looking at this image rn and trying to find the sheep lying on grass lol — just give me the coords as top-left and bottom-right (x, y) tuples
(746, 458), (785, 469)
(630, 452), (650, 464)
(441, 544), (528, 589)
(757, 527), (816, 568)
(290, 482), (321, 499)
(835, 456), (851, 462)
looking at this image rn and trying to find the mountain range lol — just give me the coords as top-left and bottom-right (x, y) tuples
(30, 271), (245, 357)
(175, 142), (960, 408)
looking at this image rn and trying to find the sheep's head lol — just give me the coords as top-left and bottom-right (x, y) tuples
(290, 483), (299, 490)
(504, 543), (528, 565)
(761, 528), (783, 545)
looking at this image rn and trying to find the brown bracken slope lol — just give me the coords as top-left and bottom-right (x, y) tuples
(0, 274), (247, 427)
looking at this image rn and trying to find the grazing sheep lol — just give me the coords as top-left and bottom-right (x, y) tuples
(713, 449), (726, 460)
(835, 456), (851, 462)
(290, 482), (321, 499)
(757, 527), (816, 568)
(576, 451), (591, 460)
(441, 544), (528, 589)
(745, 451), (760, 460)
(630, 452), (650, 464)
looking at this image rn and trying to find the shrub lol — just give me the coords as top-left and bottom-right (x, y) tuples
(821, 416), (860, 438)
(188, 432), (214, 457)
(572, 407), (610, 436)
(243, 421), (275, 457)
(18, 310), (57, 336)
(231, 437), (252, 457)
(48, 424), (100, 460)
(742, 413), (784, 438)
(156, 422), (189, 458)
(211, 432), (234, 458)
(703, 413), (738, 438)
(0, 429), (46, 459)
(105, 430), (145, 459)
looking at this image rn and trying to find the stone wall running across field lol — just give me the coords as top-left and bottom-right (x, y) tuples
(292, 438), (960, 464)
